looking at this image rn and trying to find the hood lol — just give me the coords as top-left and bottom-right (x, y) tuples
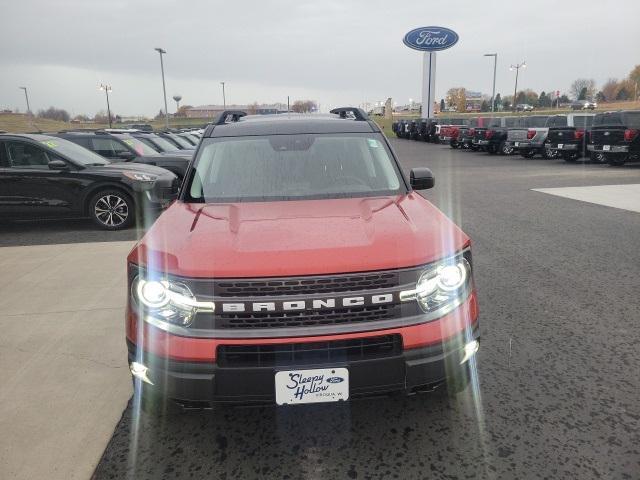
(98, 162), (173, 176)
(129, 194), (470, 278)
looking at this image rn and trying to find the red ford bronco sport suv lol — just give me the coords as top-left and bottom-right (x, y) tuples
(126, 108), (479, 410)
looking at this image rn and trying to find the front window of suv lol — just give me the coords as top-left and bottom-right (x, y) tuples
(186, 133), (405, 202)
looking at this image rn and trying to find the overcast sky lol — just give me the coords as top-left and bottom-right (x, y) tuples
(1, 0), (638, 116)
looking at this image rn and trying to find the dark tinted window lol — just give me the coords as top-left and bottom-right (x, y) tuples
(546, 116), (568, 127)
(6, 141), (50, 168)
(0, 142), (8, 167)
(622, 112), (640, 128)
(91, 138), (130, 158)
(593, 113), (624, 126)
(527, 116), (550, 128)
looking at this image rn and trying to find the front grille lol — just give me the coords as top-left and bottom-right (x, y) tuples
(217, 334), (402, 368)
(212, 272), (398, 297)
(207, 304), (399, 330)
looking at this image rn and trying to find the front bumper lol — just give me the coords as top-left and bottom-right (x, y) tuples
(587, 145), (629, 153)
(128, 324), (479, 405)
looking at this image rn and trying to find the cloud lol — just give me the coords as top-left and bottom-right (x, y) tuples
(1, 0), (637, 115)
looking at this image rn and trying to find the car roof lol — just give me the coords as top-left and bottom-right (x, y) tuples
(205, 112), (380, 138)
(0, 132), (59, 141)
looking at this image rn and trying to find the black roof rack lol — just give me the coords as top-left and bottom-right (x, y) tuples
(329, 107), (369, 121)
(214, 110), (247, 125)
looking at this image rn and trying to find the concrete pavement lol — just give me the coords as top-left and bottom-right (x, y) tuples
(0, 241), (135, 480)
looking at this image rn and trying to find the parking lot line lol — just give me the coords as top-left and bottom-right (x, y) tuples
(0, 241), (135, 480)
(532, 184), (640, 213)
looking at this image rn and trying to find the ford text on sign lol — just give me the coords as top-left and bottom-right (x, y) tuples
(403, 26), (459, 52)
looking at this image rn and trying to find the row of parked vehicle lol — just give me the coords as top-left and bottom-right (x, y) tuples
(0, 126), (205, 230)
(392, 110), (640, 166)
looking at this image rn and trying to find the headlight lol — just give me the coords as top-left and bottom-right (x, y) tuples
(401, 253), (471, 314)
(133, 277), (213, 326)
(123, 172), (157, 182)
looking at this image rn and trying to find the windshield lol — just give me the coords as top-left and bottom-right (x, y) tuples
(37, 136), (109, 165)
(179, 133), (198, 145)
(144, 135), (180, 152)
(624, 112), (640, 127)
(119, 136), (159, 155)
(166, 133), (192, 149)
(186, 133), (405, 202)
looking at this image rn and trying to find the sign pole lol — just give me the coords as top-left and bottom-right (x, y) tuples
(421, 51), (436, 118)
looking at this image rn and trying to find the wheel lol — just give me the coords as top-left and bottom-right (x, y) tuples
(89, 189), (134, 230)
(450, 141), (459, 149)
(562, 151), (579, 162)
(542, 147), (556, 159)
(590, 151), (605, 163)
(500, 142), (513, 155)
(605, 153), (627, 166)
(520, 149), (536, 159)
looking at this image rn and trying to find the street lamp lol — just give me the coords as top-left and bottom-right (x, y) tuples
(220, 82), (226, 109)
(154, 47), (169, 129)
(18, 86), (31, 116)
(509, 61), (526, 112)
(99, 84), (113, 128)
(484, 53), (498, 112)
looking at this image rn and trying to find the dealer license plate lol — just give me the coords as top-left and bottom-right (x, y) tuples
(603, 145), (611, 151)
(558, 143), (564, 149)
(275, 367), (349, 405)
(514, 142), (519, 147)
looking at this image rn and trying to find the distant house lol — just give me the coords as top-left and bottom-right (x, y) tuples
(185, 103), (289, 118)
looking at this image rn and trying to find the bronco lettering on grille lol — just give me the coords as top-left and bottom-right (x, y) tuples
(218, 293), (396, 313)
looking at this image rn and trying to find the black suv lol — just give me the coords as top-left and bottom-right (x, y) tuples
(53, 130), (190, 180)
(0, 133), (177, 229)
(588, 111), (640, 166)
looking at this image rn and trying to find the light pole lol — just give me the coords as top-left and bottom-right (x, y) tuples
(154, 47), (169, 129)
(484, 53), (497, 112)
(220, 82), (226, 109)
(99, 84), (113, 128)
(18, 86), (31, 116)
(509, 61), (526, 112)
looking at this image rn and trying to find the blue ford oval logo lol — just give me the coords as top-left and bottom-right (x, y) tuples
(326, 377), (344, 384)
(403, 26), (459, 52)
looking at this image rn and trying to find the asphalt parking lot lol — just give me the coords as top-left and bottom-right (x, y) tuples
(2, 139), (640, 479)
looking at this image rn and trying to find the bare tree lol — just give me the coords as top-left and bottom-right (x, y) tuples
(445, 88), (466, 113)
(291, 100), (317, 113)
(601, 78), (621, 102)
(569, 78), (596, 100)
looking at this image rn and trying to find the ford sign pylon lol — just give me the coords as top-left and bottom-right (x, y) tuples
(403, 26), (459, 119)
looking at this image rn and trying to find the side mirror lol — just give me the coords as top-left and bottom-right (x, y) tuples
(48, 159), (69, 171)
(410, 167), (435, 190)
(119, 151), (135, 161)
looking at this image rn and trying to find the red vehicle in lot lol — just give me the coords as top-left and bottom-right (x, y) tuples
(126, 108), (480, 410)
(438, 118), (468, 148)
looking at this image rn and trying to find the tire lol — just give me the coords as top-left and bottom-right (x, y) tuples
(520, 149), (536, 159)
(590, 151), (605, 163)
(470, 145), (479, 152)
(605, 153), (627, 166)
(500, 142), (513, 155)
(450, 141), (459, 149)
(562, 151), (579, 162)
(89, 189), (134, 230)
(542, 147), (556, 159)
